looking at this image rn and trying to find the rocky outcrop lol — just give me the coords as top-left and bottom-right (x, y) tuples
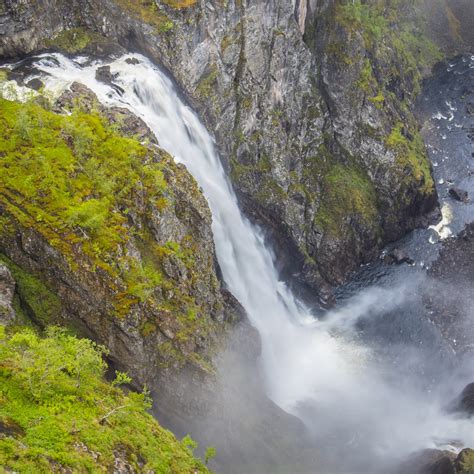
(0, 0), (460, 302)
(0, 84), (313, 471)
(422, 0), (474, 55)
(452, 383), (474, 417)
(399, 448), (474, 474)
(0, 263), (15, 324)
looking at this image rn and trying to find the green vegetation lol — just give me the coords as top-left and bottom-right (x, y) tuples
(0, 254), (61, 326)
(196, 65), (219, 99)
(0, 96), (217, 368)
(0, 98), (166, 290)
(45, 28), (100, 54)
(315, 163), (378, 238)
(385, 123), (433, 195)
(114, 0), (174, 33)
(0, 326), (209, 473)
(335, 0), (442, 99)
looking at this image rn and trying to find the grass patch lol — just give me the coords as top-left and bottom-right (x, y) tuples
(385, 123), (434, 195)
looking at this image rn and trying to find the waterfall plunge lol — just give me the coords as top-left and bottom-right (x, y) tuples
(28, 52), (474, 470)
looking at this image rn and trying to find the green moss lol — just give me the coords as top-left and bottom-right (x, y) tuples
(357, 58), (376, 93)
(0, 326), (208, 472)
(368, 92), (385, 108)
(0, 254), (61, 326)
(45, 28), (98, 54)
(114, 0), (174, 33)
(0, 69), (8, 83)
(0, 98), (169, 309)
(385, 123), (434, 195)
(315, 163), (378, 238)
(230, 153), (272, 182)
(196, 65), (219, 98)
(220, 34), (232, 52)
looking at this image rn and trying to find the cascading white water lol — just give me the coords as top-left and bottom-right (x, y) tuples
(31, 52), (366, 410)
(24, 52), (474, 469)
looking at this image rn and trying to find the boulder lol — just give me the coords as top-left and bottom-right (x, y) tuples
(455, 448), (474, 473)
(26, 78), (43, 91)
(398, 449), (456, 474)
(95, 65), (124, 94)
(452, 383), (474, 416)
(95, 65), (114, 85)
(449, 187), (469, 203)
(384, 247), (415, 265)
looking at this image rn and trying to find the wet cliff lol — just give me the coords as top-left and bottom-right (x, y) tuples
(2, 0), (471, 301)
(0, 0), (472, 470)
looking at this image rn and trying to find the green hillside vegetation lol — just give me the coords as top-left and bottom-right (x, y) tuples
(0, 326), (209, 473)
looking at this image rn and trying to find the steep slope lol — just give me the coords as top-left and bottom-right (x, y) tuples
(0, 325), (209, 473)
(0, 82), (312, 471)
(0, 87), (232, 384)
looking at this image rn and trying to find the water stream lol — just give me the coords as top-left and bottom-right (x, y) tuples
(6, 52), (474, 472)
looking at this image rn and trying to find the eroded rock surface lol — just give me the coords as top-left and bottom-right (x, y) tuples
(3, 0), (472, 300)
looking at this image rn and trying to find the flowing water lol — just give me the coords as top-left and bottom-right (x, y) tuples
(5, 52), (474, 472)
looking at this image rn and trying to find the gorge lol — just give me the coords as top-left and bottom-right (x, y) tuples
(0, 0), (474, 473)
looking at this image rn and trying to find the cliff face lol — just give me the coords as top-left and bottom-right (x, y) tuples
(0, 0), (463, 301)
(0, 80), (312, 470)
(0, 82), (234, 385)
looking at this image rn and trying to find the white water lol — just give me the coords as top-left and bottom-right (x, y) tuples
(26, 52), (474, 469)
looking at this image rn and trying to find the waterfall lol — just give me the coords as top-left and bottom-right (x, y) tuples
(31, 52), (365, 410)
(26, 52), (474, 469)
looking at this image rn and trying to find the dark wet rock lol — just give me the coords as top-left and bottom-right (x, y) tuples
(0, 418), (25, 438)
(452, 383), (474, 416)
(125, 57), (139, 65)
(384, 248), (415, 265)
(95, 65), (124, 94)
(0, 263), (15, 325)
(26, 77), (43, 90)
(449, 187), (469, 202)
(426, 224), (474, 353)
(466, 103), (474, 116)
(95, 65), (114, 85)
(398, 449), (456, 474)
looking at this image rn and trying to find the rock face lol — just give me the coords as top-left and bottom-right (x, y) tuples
(0, 84), (312, 471)
(449, 187), (469, 203)
(1, 0), (466, 301)
(0, 263), (15, 324)
(452, 383), (474, 416)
